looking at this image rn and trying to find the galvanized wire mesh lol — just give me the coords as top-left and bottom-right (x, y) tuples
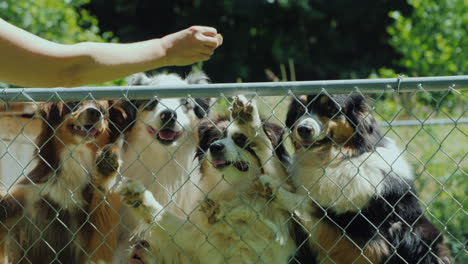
(0, 75), (466, 263)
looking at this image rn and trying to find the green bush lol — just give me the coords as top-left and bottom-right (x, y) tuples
(374, 0), (467, 115)
(0, 0), (111, 43)
(385, 0), (467, 77)
(0, 0), (117, 87)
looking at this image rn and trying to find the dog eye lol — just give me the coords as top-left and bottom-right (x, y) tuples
(65, 102), (80, 111)
(322, 101), (341, 117)
(328, 105), (342, 119)
(143, 99), (158, 111)
(180, 99), (193, 110)
(233, 133), (248, 147)
(100, 106), (108, 115)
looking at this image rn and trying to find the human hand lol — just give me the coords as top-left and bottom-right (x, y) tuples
(161, 26), (223, 66)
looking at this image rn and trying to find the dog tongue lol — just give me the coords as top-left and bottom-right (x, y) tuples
(159, 129), (177, 140)
(89, 128), (100, 137)
(212, 160), (227, 166)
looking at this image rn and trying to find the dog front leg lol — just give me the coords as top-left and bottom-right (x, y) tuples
(119, 179), (194, 254)
(230, 96), (277, 166)
(86, 144), (122, 263)
(0, 186), (27, 225)
(230, 95), (269, 142)
(256, 175), (312, 216)
(0, 185), (30, 263)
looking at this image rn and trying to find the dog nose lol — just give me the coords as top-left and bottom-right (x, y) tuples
(209, 142), (225, 153)
(79, 107), (102, 125)
(160, 110), (177, 126)
(134, 240), (150, 249)
(86, 107), (102, 121)
(297, 125), (313, 138)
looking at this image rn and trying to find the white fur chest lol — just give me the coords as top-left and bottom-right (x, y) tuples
(122, 123), (198, 203)
(293, 139), (413, 214)
(196, 196), (296, 263)
(42, 144), (94, 209)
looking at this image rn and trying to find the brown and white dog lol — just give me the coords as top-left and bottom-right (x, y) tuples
(274, 93), (451, 264)
(119, 96), (303, 263)
(0, 100), (121, 263)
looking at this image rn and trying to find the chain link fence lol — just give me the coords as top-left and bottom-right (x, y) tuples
(0, 75), (466, 263)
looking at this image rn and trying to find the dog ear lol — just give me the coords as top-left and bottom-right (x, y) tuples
(262, 122), (284, 147)
(127, 73), (151, 86)
(262, 122), (290, 167)
(125, 73), (159, 112)
(285, 95), (308, 130)
(40, 102), (66, 125)
(196, 120), (216, 160)
(186, 71), (213, 119)
(194, 98), (214, 119)
(108, 100), (138, 139)
(346, 95), (383, 152)
(348, 95), (375, 134)
(186, 71), (210, 85)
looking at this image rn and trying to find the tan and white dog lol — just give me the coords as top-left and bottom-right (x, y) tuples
(0, 101), (121, 263)
(119, 96), (304, 264)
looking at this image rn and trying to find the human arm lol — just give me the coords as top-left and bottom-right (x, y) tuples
(0, 18), (222, 87)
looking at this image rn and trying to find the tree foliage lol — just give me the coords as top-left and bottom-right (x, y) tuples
(0, 0), (113, 43)
(0, 0), (115, 87)
(86, 0), (410, 82)
(375, 0), (467, 114)
(380, 0), (467, 77)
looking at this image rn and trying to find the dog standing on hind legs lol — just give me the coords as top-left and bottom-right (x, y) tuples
(119, 95), (310, 264)
(111, 72), (213, 217)
(109, 72), (214, 261)
(267, 93), (452, 264)
(0, 101), (122, 263)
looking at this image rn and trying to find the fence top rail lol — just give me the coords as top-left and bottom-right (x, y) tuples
(1, 75), (467, 102)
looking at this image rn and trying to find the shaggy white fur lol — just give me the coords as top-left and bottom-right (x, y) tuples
(292, 138), (413, 214)
(120, 96), (298, 264)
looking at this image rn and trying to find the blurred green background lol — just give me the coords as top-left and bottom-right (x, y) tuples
(1, 0), (466, 83)
(1, 0), (466, 262)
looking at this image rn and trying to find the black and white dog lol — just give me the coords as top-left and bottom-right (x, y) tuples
(111, 72), (212, 215)
(273, 93), (451, 263)
(119, 96), (303, 263)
